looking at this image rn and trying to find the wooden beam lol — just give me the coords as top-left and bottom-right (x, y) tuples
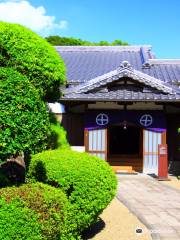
(117, 102), (133, 105)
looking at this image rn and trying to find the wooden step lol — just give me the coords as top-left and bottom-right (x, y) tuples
(112, 166), (133, 171)
(111, 166), (137, 174)
(110, 163), (142, 166)
(115, 170), (138, 174)
(109, 162), (142, 167)
(111, 165), (142, 173)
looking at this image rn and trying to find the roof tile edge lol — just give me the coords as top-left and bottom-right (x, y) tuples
(55, 45), (152, 52)
(149, 59), (180, 64)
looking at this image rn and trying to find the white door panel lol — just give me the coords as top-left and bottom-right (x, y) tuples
(143, 130), (162, 175)
(85, 128), (107, 160)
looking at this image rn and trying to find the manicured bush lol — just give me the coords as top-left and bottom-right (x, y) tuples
(27, 149), (117, 236)
(0, 67), (51, 161)
(47, 112), (69, 150)
(0, 183), (69, 239)
(0, 22), (65, 99)
(48, 123), (69, 149)
(0, 198), (42, 240)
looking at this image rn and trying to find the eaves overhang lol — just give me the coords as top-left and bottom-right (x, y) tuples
(60, 98), (180, 103)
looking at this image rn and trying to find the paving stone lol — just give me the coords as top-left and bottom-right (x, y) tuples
(135, 208), (152, 215)
(157, 212), (180, 226)
(117, 174), (180, 240)
(158, 228), (178, 238)
(159, 237), (180, 240)
(142, 214), (161, 224)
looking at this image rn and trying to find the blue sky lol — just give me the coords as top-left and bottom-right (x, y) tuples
(0, 0), (180, 58)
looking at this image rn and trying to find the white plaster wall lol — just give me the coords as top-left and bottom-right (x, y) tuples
(48, 102), (66, 113)
(71, 146), (85, 152)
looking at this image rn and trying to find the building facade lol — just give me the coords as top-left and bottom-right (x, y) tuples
(52, 46), (180, 174)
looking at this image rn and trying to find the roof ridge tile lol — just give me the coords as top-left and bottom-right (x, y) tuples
(56, 45), (152, 52)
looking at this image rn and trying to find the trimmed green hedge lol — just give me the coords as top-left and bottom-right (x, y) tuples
(0, 183), (69, 239)
(0, 198), (41, 240)
(48, 123), (69, 150)
(27, 149), (117, 236)
(0, 67), (51, 161)
(0, 22), (65, 100)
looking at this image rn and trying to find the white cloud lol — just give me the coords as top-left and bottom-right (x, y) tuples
(59, 20), (68, 30)
(0, 0), (68, 34)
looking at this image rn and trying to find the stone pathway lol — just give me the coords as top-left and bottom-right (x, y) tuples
(117, 174), (180, 240)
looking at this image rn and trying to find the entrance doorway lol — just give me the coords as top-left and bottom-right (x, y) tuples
(109, 125), (140, 155)
(84, 126), (166, 174)
(108, 124), (143, 172)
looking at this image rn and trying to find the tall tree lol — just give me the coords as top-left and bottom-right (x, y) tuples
(0, 68), (51, 162)
(0, 23), (66, 163)
(45, 35), (129, 46)
(0, 22), (66, 100)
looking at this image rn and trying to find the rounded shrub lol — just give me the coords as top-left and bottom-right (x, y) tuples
(48, 123), (70, 149)
(0, 67), (51, 161)
(0, 22), (65, 99)
(27, 149), (117, 236)
(0, 183), (69, 240)
(0, 198), (42, 240)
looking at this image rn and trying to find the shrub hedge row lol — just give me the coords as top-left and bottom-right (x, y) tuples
(27, 149), (117, 237)
(48, 123), (70, 150)
(0, 198), (42, 240)
(0, 183), (70, 240)
(0, 149), (117, 239)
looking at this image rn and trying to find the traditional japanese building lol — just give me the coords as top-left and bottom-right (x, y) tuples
(52, 45), (180, 174)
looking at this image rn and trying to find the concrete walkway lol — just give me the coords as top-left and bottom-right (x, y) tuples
(117, 174), (180, 240)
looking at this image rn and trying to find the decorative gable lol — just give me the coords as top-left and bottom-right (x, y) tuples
(91, 78), (163, 95)
(64, 61), (180, 96)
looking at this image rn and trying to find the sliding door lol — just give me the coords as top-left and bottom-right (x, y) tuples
(143, 130), (166, 174)
(85, 128), (107, 160)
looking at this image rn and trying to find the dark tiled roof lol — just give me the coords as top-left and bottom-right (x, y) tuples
(63, 63), (179, 95)
(56, 46), (180, 102)
(56, 46), (180, 84)
(143, 64), (180, 83)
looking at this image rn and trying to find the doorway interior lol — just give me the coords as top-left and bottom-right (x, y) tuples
(108, 124), (143, 172)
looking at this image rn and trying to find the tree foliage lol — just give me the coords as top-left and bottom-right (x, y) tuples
(0, 22), (66, 100)
(45, 35), (129, 46)
(0, 68), (51, 161)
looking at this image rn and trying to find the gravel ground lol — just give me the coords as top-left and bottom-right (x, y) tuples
(85, 197), (152, 240)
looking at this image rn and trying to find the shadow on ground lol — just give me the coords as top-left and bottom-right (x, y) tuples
(82, 218), (105, 240)
(147, 173), (158, 179)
